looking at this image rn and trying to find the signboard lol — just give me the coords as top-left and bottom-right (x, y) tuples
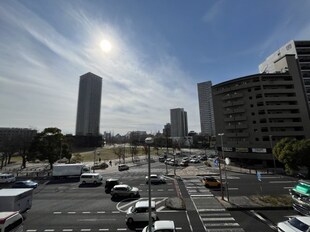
(236, 148), (249, 153)
(257, 171), (262, 181)
(252, 148), (267, 153)
(214, 159), (219, 167)
(223, 147), (233, 152)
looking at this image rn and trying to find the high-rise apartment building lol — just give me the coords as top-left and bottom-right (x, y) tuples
(197, 81), (215, 136)
(75, 72), (102, 136)
(259, 40), (310, 112)
(170, 108), (188, 138)
(212, 55), (310, 162)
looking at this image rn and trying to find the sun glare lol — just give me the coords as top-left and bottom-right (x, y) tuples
(100, 39), (112, 53)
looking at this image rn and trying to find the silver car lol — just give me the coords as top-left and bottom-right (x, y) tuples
(145, 174), (166, 184)
(110, 184), (140, 198)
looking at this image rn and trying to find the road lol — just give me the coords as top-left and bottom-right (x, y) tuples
(1, 157), (301, 232)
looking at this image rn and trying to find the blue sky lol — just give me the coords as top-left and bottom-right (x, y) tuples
(1, 0), (310, 135)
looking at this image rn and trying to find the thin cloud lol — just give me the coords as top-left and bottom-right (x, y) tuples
(202, 0), (224, 23)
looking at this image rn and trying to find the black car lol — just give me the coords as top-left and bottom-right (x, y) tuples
(12, 180), (38, 188)
(118, 164), (129, 171)
(105, 178), (120, 193)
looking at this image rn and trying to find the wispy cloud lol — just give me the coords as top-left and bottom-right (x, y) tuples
(202, 0), (224, 24)
(0, 1), (200, 134)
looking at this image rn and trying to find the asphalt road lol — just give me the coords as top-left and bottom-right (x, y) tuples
(1, 158), (301, 232)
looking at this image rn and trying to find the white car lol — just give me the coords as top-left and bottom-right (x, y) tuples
(110, 184), (140, 198)
(0, 173), (16, 183)
(142, 220), (177, 232)
(126, 200), (157, 224)
(277, 216), (310, 232)
(145, 174), (166, 184)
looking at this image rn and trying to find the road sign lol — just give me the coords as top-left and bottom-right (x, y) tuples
(257, 171), (262, 181)
(214, 159), (219, 167)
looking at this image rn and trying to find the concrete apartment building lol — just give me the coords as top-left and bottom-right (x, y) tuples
(259, 40), (310, 113)
(197, 81), (216, 136)
(170, 108), (188, 139)
(212, 55), (310, 163)
(75, 72), (102, 136)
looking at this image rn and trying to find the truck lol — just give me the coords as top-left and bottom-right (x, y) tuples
(290, 179), (310, 215)
(0, 188), (33, 213)
(52, 163), (90, 178)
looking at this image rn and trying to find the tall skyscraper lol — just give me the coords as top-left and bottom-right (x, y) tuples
(170, 108), (188, 138)
(259, 40), (310, 112)
(197, 81), (215, 136)
(75, 72), (102, 136)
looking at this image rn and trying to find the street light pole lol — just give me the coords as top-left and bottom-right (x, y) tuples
(269, 135), (277, 174)
(145, 137), (154, 231)
(218, 133), (229, 201)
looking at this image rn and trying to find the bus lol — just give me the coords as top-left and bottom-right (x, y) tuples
(0, 212), (23, 232)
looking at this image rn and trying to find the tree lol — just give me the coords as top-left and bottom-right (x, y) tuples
(273, 137), (299, 175)
(113, 145), (125, 163)
(28, 127), (64, 169)
(295, 139), (310, 177)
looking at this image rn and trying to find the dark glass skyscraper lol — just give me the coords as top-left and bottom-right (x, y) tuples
(75, 72), (102, 136)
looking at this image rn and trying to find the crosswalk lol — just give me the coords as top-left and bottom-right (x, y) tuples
(182, 177), (245, 232)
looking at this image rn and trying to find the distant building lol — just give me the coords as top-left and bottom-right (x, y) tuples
(170, 108), (188, 138)
(163, 123), (171, 137)
(0, 128), (37, 150)
(212, 55), (310, 163)
(259, 40), (310, 113)
(75, 72), (102, 136)
(197, 81), (216, 136)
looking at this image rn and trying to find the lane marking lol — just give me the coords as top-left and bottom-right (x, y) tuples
(203, 217), (235, 221)
(53, 212), (62, 214)
(62, 230), (73, 231)
(269, 181), (296, 184)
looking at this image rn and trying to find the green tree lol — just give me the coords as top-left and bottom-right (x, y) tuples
(273, 137), (299, 175)
(295, 139), (310, 177)
(28, 127), (64, 169)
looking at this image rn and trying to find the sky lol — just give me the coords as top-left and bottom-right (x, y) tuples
(1, 0), (310, 135)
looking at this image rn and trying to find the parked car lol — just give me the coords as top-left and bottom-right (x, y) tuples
(200, 155), (208, 161)
(126, 200), (157, 224)
(145, 174), (166, 184)
(142, 220), (176, 232)
(118, 164), (129, 171)
(158, 156), (165, 162)
(105, 178), (120, 193)
(12, 180), (38, 189)
(202, 176), (222, 188)
(277, 216), (310, 232)
(179, 161), (189, 167)
(164, 158), (172, 165)
(0, 173), (16, 184)
(110, 184), (140, 198)
(189, 158), (200, 163)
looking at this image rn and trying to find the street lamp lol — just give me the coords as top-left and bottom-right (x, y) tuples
(218, 133), (229, 201)
(269, 135), (277, 174)
(145, 137), (154, 231)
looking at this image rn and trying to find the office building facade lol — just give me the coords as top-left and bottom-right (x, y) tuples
(170, 108), (188, 138)
(259, 40), (310, 112)
(197, 81), (216, 136)
(75, 72), (102, 136)
(212, 55), (310, 162)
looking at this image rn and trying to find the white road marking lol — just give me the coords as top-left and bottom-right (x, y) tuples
(97, 211), (106, 214)
(191, 194), (213, 197)
(229, 188), (239, 190)
(68, 212), (76, 214)
(62, 229), (73, 231)
(82, 212), (91, 214)
(203, 217), (235, 221)
(53, 212), (62, 214)
(269, 181), (296, 184)
(198, 208), (225, 212)
(284, 187), (293, 189)
(205, 222), (240, 227)
(26, 230), (37, 232)
(44, 230), (55, 232)
(99, 229), (109, 231)
(81, 229), (91, 231)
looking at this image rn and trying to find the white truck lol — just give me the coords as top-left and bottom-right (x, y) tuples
(52, 163), (90, 178)
(0, 188), (33, 213)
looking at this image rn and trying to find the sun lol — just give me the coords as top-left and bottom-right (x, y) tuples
(100, 39), (112, 53)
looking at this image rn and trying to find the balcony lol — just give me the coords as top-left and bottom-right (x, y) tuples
(232, 100), (245, 106)
(234, 116), (247, 121)
(222, 93), (244, 100)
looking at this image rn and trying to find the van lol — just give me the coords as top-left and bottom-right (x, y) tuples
(0, 173), (16, 183)
(126, 200), (158, 224)
(0, 211), (23, 232)
(80, 173), (103, 185)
